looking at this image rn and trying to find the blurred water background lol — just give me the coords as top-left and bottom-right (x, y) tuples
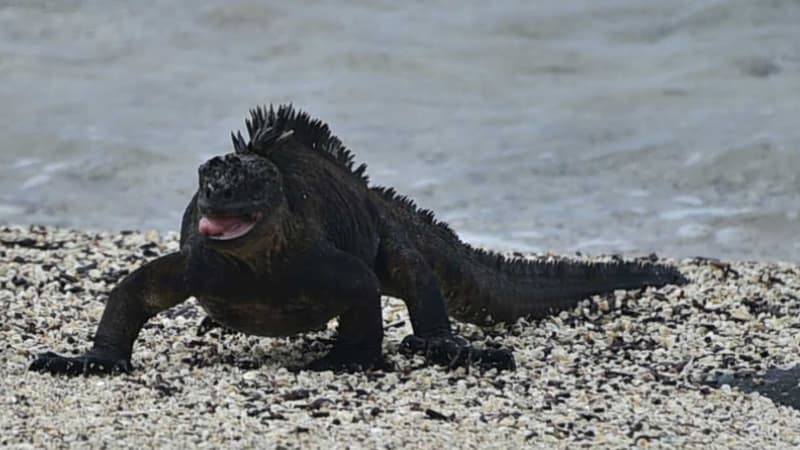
(0, 0), (798, 261)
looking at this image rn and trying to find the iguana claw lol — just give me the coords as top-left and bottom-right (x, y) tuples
(29, 351), (132, 376)
(400, 335), (516, 371)
(303, 344), (391, 373)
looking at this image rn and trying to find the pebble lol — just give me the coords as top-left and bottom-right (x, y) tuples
(1, 225), (800, 448)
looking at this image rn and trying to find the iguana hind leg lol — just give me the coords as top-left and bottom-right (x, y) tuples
(29, 252), (189, 376)
(377, 242), (515, 371)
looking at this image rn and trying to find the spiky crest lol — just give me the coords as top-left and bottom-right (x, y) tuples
(231, 104), (369, 182)
(233, 105), (682, 287)
(370, 186), (683, 282)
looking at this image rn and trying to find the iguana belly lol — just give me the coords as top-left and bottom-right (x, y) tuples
(196, 294), (342, 337)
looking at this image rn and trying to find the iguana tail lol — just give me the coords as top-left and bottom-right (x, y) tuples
(373, 187), (685, 325)
(430, 247), (684, 325)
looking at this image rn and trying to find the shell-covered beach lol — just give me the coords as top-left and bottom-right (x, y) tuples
(2, 225), (800, 448)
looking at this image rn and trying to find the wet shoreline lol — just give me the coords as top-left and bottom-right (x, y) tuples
(2, 1), (799, 262)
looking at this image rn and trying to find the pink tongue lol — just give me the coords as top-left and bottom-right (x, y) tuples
(199, 216), (247, 237)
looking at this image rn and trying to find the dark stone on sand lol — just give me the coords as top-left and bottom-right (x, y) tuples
(712, 365), (800, 410)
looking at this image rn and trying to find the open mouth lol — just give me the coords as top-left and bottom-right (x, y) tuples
(198, 213), (262, 241)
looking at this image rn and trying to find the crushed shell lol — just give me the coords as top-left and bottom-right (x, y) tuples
(2, 225), (800, 448)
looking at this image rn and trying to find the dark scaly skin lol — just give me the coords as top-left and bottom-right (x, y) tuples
(29, 105), (685, 376)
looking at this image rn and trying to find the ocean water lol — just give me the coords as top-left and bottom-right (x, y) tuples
(0, 0), (798, 261)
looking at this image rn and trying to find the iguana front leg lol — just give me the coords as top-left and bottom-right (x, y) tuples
(305, 298), (386, 372)
(30, 252), (189, 376)
(378, 243), (515, 371)
(295, 245), (386, 372)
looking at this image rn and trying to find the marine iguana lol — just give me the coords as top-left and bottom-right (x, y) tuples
(29, 105), (684, 375)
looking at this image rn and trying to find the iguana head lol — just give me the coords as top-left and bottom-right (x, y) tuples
(196, 152), (284, 241)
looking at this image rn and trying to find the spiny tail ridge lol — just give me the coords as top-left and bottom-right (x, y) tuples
(448, 252), (685, 325)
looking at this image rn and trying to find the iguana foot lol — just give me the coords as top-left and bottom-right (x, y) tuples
(303, 345), (390, 373)
(400, 335), (516, 371)
(29, 351), (132, 376)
